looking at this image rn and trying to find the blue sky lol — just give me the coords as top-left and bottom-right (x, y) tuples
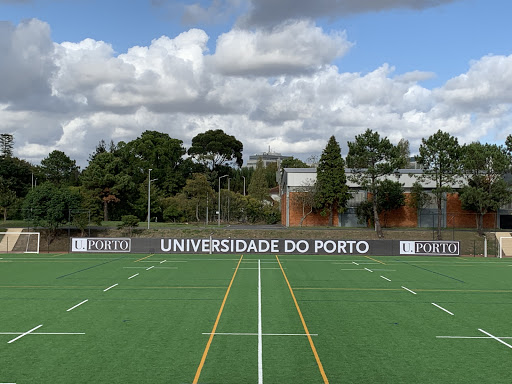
(1, 0), (512, 166)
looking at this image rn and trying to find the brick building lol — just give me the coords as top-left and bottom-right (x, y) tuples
(278, 168), (512, 229)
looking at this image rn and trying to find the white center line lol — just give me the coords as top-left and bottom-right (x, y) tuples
(103, 283), (118, 292)
(401, 286), (417, 295)
(258, 259), (263, 384)
(432, 303), (454, 315)
(7, 324), (43, 344)
(380, 276), (391, 282)
(66, 299), (88, 312)
(478, 328), (512, 349)
(128, 273), (139, 279)
(146, 266), (155, 271)
(364, 268), (373, 273)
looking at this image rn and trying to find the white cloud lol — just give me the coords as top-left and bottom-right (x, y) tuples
(2, 18), (512, 169)
(211, 20), (352, 76)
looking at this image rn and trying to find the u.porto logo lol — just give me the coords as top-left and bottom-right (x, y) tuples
(71, 238), (131, 253)
(400, 241), (459, 256)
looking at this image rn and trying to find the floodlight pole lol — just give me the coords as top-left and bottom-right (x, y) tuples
(148, 169), (152, 230)
(242, 176), (246, 196)
(218, 175), (228, 226)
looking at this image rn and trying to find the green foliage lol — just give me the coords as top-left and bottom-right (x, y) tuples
(117, 130), (188, 195)
(0, 134), (14, 157)
(416, 130), (462, 239)
(22, 183), (81, 244)
(118, 215), (140, 229)
(459, 142), (512, 234)
(346, 129), (401, 236)
(0, 156), (33, 198)
(187, 129), (243, 172)
(0, 176), (17, 221)
(355, 180), (405, 227)
(40, 150), (80, 186)
(80, 151), (134, 221)
(408, 181), (431, 210)
(248, 158), (269, 202)
(280, 157), (308, 169)
(315, 136), (350, 226)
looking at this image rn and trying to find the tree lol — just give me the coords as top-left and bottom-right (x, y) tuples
(0, 156), (33, 199)
(397, 138), (411, 168)
(355, 180), (405, 227)
(117, 130), (189, 195)
(182, 174), (215, 222)
(80, 152), (134, 221)
(315, 136), (351, 226)
(248, 158), (269, 202)
(0, 134), (14, 157)
(187, 129), (243, 180)
(22, 183), (81, 246)
(280, 157), (308, 169)
(40, 150), (80, 186)
(292, 178), (317, 226)
(459, 142), (512, 234)
(0, 176), (17, 221)
(408, 181), (432, 211)
(415, 130), (462, 240)
(346, 129), (403, 237)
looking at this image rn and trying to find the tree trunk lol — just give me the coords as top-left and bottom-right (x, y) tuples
(436, 198), (443, 240)
(103, 201), (108, 222)
(3, 207), (6, 222)
(373, 198), (383, 238)
(477, 212), (484, 236)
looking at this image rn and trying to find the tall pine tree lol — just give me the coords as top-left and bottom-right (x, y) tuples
(315, 136), (351, 226)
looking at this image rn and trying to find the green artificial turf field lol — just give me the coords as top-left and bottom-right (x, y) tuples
(1, 252), (512, 383)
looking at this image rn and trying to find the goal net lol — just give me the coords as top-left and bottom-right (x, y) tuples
(498, 236), (512, 259)
(0, 232), (40, 254)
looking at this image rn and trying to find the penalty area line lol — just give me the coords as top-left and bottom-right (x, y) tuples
(103, 283), (118, 292)
(7, 324), (43, 344)
(432, 303), (454, 315)
(67, 299), (88, 312)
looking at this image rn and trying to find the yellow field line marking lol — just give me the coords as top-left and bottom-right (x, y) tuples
(134, 254), (154, 263)
(365, 255), (386, 265)
(193, 255), (244, 384)
(276, 255), (329, 384)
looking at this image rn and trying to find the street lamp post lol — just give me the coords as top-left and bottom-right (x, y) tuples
(218, 175), (228, 226)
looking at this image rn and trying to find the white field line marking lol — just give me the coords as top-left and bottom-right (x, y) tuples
(123, 267), (177, 269)
(140, 260), (187, 263)
(258, 259), (263, 384)
(339, 269), (365, 271)
(160, 260), (166, 264)
(146, 266), (155, 271)
(401, 286), (417, 295)
(478, 329), (512, 349)
(364, 268), (373, 272)
(128, 273), (139, 279)
(352, 262), (359, 265)
(103, 284), (118, 292)
(7, 324), (43, 344)
(66, 299), (88, 312)
(437, 336), (512, 339)
(432, 303), (454, 315)
(380, 276), (391, 282)
(371, 269), (396, 271)
(202, 333), (318, 336)
(239, 268), (281, 270)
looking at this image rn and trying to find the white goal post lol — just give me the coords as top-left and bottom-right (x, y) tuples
(498, 236), (512, 259)
(0, 232), (40, 254)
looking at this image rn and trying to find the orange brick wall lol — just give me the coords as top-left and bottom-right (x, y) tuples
(282, 191), (497, 228)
